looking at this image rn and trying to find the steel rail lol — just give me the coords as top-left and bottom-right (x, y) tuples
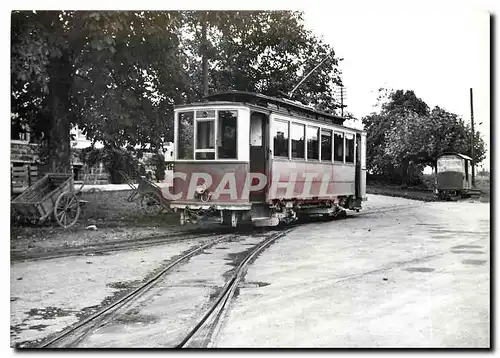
(38, 233), (234, 348)
(176, 228), (294, 348)
(12, 227), (235, 262)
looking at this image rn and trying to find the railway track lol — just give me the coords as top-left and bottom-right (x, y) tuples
(11, 205), (416, 263)
(10, 227), (236, 262)
(176, 228), (293, 348)
(37, 228), (293, 348)
(37, 232), (236, 348)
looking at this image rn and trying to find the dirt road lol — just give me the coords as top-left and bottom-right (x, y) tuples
(212, 196), (490, 347)
(10, 194), (490, 348)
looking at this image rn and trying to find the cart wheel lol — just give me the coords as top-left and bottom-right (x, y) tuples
(54, 192), (81, 228)
(140, 192), (164, 215)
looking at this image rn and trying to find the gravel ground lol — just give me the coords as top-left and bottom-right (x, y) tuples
(10, 193), (490, 348)
(10, 187), (486, 255)
(10, 239), (209, 347)
(367, 183), (489, 203)
(213, 196), (490, 348)
(10, 190), (185, 254)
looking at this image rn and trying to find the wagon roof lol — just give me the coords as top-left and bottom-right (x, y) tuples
(436, 152), (473, 161)
(175, 90), (346, 126)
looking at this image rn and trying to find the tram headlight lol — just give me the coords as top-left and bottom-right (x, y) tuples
(195, 184), (207, 195)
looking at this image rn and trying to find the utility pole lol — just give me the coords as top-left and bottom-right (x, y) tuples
(470, 87), (475, 187)
(340, 85), (344, 117)
(334, 85), (347, 117)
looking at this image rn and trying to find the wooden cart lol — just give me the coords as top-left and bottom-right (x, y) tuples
(11, 173), (82, 228)
(119, 171), (171, 215)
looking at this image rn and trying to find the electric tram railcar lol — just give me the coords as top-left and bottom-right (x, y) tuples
(436, 152), (478, 200)
(168, 91), (367, 227)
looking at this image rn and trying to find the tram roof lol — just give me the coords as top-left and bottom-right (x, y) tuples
(175, 90), (346, 126)
(436, 152), (473, 161)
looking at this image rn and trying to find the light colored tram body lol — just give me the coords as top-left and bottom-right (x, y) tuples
(168, 91), (367, 227)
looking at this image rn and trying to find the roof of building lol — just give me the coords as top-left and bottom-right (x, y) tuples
(436, 152), (473, 161)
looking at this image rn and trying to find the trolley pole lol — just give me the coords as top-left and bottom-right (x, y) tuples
(288, 50), (335, 98)
(470, 88), (475, 187)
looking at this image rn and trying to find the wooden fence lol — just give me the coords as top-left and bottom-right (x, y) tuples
(11, 163), (39, 195)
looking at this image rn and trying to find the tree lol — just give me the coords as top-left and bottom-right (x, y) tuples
(11, 11), (188, 171)
(12, 10), (344, 178)
(423, 106), (486, 167)
(180, 11), (343, 112)
(382, 89), (430, 117)
(363, 89), (487, 186)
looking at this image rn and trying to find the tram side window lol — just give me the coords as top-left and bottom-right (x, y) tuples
(291, 123), (305, 159)
(334, 131), (344, 162)
(307, 126), (319, 160)
(321, 129), (332, 161)
(178, 112), (194, 160)
(345, 133), (354, 163)
(273, 120), (289, 157)
(437, 157), (463, 172)
(217, 110), (238, 159)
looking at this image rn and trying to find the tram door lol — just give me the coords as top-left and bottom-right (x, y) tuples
(249, 112), (269, 202)
(355, 133), (362, 199)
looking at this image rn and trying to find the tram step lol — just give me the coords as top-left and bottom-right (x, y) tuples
(252, 217), (279, 227)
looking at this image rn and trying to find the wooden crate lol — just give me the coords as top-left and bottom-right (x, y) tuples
(11, 164), (39, 194)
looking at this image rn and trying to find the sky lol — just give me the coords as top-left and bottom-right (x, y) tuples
(301, 1), (491, 169)
(2, 0), (495, 172)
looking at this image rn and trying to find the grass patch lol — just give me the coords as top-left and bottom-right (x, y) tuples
(367, 185), (438, 202)
(474, 174), (490, 203)
(11, 189), (182, 231)
(368, 173), (490, 203)
(79, 189), (181, 224)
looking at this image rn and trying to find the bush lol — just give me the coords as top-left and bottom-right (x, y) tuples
(145, 153), (166, 182)
(367, 162), (426, 188)
(80, 146), (142, 184)
(421, 173), (436, 191)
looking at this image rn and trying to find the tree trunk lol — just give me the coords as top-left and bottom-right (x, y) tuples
(401, 158), (409, 188)
(47, 52), (73, 173)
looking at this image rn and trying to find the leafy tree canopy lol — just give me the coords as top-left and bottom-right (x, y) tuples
(180, 10), (343, 112)
(363, 88), (486, 185)
(11, 10), (344, 172)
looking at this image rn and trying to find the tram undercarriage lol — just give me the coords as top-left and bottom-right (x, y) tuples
(174, 195), (361, 228)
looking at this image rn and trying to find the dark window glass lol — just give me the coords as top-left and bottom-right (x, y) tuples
(307, 126), (319, 160)
(345, 133), (355, 163)
(334, 131), (344, 162)
(291, 123), (305, 159)
(196, 120), (215, 150)
(195, 152), (215, 160)
(273, 120), (289, 157)
(178, 112), (194, 160)
(218, 110), (238, 159)
(321, 130), (332, 161)
(196, 110), (216, 119)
